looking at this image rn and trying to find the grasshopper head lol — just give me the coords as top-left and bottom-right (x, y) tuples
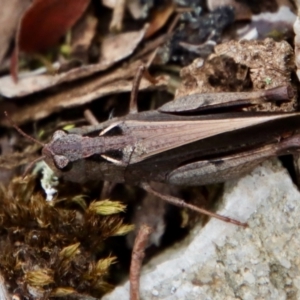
(42, 130), (84, 170)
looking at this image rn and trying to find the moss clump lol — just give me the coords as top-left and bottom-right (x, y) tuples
(0, 176), (132, 299)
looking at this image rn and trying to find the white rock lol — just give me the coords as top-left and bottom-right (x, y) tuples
(103, 159), (300, 300)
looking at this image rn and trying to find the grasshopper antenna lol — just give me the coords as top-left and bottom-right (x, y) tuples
(4, 112), (46, 177)
(22, 156), (46, 178)
(4, 111), (45, 147)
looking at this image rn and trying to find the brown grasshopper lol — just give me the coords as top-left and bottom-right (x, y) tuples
(6, 66), (300, 226)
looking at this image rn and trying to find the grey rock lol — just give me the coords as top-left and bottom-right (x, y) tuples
(104, 159), (300, 300)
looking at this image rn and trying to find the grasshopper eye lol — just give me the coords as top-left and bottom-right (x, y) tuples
(53, 155), (69, 169)
(52, 130), (67, 141)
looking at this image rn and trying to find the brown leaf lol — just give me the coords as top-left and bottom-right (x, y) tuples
(145, 3), (174, 39)
(1, 26), (148, 98)
(10, 0), (90, 82)
(18, 0), (91, 53)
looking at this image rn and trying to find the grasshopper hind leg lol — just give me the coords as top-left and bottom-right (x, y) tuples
(141, 182), (248, 227)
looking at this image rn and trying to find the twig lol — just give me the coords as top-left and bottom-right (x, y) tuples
(130, 224), (152, 300)
(129, 65), (145, 114)
(167, 12), (181, 34)
(109, 0), (126, 32)
(134, 33), (171, 60)
(83, 109), (99, 126)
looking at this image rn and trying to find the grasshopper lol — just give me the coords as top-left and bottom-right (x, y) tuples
(7, 66), (300, 226)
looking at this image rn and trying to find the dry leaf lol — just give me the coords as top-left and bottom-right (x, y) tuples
(1, 61), (169, 125)
(1, 26), (148, 98)
(100, 25), (148, 63)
